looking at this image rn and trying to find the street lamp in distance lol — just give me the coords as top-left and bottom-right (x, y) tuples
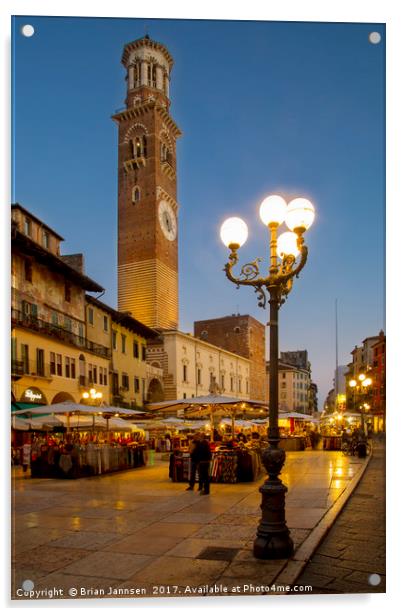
(82, 388), (103, 404)
(349, 374), (372, 433)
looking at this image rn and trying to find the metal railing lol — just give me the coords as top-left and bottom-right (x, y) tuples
(11, 359), (52, 378)
(11, 309), (111, 359)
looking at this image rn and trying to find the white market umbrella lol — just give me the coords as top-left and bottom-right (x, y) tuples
(147, 394), (267, 441)
(11, 401), (146, 418)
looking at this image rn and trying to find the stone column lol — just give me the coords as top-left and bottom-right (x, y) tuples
(128, 66), (134, 90)
(156, 65), (163, 90)
(141, 61), (147, 86)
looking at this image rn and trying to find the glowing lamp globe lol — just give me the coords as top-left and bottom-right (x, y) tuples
(285, 198), (315, 232)
(363, 378), (372, 387)
(220, 217), (248, 248)
(277, 231), (300, 258)
(349, 379), (357, 388)
(259, 195), (287, 226)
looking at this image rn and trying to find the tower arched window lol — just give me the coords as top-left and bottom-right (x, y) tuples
(152, 65), (157, 88)
(142, 135), (147, 158)
(134, 62), (140, 87)
(147, 64), (152, 86)
(132, 186), (140, 203)
(135, 137), (142, 157)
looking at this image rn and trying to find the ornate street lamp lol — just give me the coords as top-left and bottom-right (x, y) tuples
(348, 374), (372, 433)
(82, 388), (103, 404)
(82, 388), (103, 431)
(220, 194), (315, 559)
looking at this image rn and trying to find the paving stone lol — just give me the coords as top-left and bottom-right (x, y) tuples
(193, 524), (256, 541)
(102, 534), (182, 555)
(211, 513), (259, 526)
(62, 551), (152, 580)
(129, 555), (228, 586)
(220, 559), (286, 584)
(166, 538), (246, 558)
(296, 571), (335, 588)
(161, 512), (220, 524)
(14, 546), (90, 574)
(48, 530), (121, 550)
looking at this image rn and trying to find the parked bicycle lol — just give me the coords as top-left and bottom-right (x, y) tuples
(341, 438), (372, 457)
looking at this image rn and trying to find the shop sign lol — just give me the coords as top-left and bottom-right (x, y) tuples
(21, 388), (44, 403)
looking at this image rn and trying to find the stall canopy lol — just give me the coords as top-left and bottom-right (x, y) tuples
(147, 394), (267, 415)
(11, 400), (146, 418)
(279, 412), (317, 420)
(147, 395), (268, 440)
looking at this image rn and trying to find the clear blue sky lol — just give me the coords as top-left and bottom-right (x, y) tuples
(12, 16), (385, 408)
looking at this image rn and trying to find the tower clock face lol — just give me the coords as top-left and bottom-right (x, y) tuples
(158, 200), (177, 241)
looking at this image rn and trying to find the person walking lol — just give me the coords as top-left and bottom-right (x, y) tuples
(197, 433), (212, 495)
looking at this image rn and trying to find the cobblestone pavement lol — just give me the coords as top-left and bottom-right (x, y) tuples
(294, 440), (385, 594)
(11, 449), (368, 601)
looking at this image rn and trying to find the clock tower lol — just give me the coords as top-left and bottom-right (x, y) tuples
(113, 35), (181, 330)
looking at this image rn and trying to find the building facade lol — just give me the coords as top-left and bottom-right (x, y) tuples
(194, 314), (267, 401)
(371, 331), (385, 431)
(85, 295), (160, 408)
(345, 331), (385, 432)
(267, 359), (312, 414)
(147, 330), (251, 402)
(11, 204), (110, 405)
(113, 35), (181, 330)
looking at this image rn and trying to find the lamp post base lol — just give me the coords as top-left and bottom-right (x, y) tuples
(253, 446), (294, 560)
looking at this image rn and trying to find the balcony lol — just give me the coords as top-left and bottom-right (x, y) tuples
(11, 359), (52, 380)
(11, 309), (111, 359)
(123, 156), (146, 172)
(161, 154), (175, 180)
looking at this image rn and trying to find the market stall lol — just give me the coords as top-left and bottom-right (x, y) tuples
(277, 412), (320, 450)
(11, 401), (148, 478)
(169, 438), (263, 484)
(147, 395), (268, 484)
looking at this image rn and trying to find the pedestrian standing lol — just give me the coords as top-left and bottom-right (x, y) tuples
(186, 434), (200, 491)
(197, 433), (212, 495)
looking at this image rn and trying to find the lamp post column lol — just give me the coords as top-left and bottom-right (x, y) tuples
(268, 288), (280, 447)
(254, 285), (294, 559)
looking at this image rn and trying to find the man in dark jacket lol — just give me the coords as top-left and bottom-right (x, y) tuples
(197, 433), (212, 495)
(186, 434), (201, 491)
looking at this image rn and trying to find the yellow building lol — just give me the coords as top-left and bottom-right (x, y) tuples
(85, 295), (160, 408)
(11, 204), (110, 405)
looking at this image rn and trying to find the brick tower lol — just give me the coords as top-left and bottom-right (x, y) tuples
(113, 36), (181, 330)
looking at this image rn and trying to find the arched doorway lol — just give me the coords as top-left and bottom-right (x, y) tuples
(147, 378), (164, 403)
(51, 392), (76, 404)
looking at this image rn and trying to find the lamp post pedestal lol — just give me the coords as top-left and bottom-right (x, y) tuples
(254, 447), (294, 559)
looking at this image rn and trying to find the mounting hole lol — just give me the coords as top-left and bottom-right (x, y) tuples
(21, 24), (35, 38)
(368, 32), (381, 45)
(22, 579), (35, 591)
(368, 573), (381, 586)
